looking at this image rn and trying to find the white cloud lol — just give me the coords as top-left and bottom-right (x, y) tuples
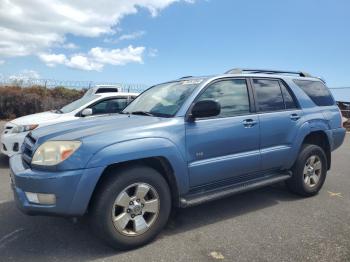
(90, 46), (145, 65)
(38, 45), (145, 71)
(119, 31), (146, 41)
(103, 31), (146, 44)
(66, 55), (103, 71)
(9, 70), (40, 80)
(38, 53), (68, 67)
(0, 0), (193, 61)
(62, 43), (79, 49)
(148, 48), (158, 57)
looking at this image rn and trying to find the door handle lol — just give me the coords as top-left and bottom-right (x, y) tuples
(242, 119), (257, 128)
(290, 113), (300, 121)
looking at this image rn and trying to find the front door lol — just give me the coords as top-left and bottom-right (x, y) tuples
(186, 78), (260, 187)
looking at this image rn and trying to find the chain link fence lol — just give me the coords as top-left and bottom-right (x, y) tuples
(0, 77), (148, 93)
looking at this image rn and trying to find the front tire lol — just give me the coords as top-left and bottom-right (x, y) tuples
(90, 166), (171, 250)
(286, 144), (327, 197)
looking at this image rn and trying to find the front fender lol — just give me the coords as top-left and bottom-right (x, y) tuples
(85, 138), (189, 195)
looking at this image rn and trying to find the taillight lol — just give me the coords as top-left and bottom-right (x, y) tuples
(338, 108), (347, 128)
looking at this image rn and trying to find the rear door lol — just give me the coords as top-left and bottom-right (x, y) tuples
(186, 78), (261, 187)
(251, 78), (302, 171)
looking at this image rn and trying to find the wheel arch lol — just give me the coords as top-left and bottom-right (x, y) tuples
(301, 130), (331, 170)
(88, 156), (182, 213)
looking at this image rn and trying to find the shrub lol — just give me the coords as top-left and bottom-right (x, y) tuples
(0, 85), (85, 119)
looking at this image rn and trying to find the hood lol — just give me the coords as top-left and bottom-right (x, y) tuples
(31, 114), (179, 146)
(11, 111), (62, 126)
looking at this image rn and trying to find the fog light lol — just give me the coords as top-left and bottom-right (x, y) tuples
(13, 143), (19, 152)
(25, 192), (56, 205)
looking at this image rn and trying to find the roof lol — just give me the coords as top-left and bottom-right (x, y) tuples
(224, 68), (312, 77)
(97, 92), (139, 97)
(178, 68), (322, 83)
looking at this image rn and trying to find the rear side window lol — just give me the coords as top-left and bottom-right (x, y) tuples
(253, 79), (284, 111)
(280, 82), (297, 109)
(293, 80), (335, 106)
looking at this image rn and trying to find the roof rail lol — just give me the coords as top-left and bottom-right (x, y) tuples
(179, 76), (193, 79)
(225, 68), (312, 77)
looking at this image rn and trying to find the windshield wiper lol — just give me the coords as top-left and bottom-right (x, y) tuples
(130, 111), (155, 116)
(122, 111), (172, 118)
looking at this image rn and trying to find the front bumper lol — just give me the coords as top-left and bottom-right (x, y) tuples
(10, 154), (104, 216)
(1, 132), (27, 157)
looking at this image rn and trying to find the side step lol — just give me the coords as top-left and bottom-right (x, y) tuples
(180, 173), (291, 208)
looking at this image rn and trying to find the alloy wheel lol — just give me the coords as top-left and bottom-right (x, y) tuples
(303, 155), (322, 188)
(111, 183), (160, 236)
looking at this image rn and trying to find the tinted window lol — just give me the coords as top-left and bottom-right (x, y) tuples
(293, 80), (334, 106)
(253, 79), (284, 112)
(60, 95), (100, 113)
(197, 79), (250, 118)
(280, 82), (297, 109)
(96, 88), (119, 93)
(90, 98), (128, 115)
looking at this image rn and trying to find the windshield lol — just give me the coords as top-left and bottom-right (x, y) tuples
(123, 80), (202, 117)
(60, 94), (100, 113)
(83, 88), (95, 97)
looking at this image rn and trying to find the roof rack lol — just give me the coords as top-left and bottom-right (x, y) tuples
(179, 76), (193, 79)
(225, 68), (312, 78)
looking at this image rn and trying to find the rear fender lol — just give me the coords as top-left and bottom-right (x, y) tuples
(285, 120), (330, 168)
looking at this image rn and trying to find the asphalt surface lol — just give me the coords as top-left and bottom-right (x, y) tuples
(0, 121), (349, 262)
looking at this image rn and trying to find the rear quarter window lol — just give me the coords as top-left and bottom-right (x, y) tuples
(293, 80), (335, 106)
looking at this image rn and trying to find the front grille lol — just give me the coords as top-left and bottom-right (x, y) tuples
(22, 133), (37, 165)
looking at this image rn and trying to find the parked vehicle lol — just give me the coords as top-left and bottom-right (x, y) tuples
(83, 85), (121, 96)
(9, 69), (345, 250)
(1, 91), (138, 156)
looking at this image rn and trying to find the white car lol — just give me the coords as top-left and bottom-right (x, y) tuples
(1, 91), (139, 156)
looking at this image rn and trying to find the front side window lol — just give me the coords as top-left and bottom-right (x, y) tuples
(60, 95), (100, 113)
(293, 80), (335, 106)
(197, 79), (250, 118)
(253, 79), (284, 112)
(123, 80), (201, 117)
(90, 98), (128, 115)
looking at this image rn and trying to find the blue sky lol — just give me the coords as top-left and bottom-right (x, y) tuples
(0, 0), (349, 96)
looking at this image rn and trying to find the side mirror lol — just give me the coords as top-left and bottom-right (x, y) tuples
(81, 108), (93, 117)
(190, 100), (221, 119)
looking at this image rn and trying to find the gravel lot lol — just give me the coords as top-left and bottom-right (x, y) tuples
(0, 121), (349, 262)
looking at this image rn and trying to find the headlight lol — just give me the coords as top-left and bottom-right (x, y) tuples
(12, 124), (38, 133)
(32, 141), (81, 166)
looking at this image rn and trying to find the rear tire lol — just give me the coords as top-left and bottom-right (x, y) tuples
(90, 165), (171, 250)
(286, 144), (327, 197)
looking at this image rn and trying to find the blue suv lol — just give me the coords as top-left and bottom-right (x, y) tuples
(9, 69), (346, 249)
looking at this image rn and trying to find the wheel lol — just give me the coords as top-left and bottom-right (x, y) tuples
(90, 165), (171, 250)
(286, 144), (327, 197)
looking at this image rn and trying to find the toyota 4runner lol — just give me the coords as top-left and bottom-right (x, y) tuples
(9, 68), (346, 250)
